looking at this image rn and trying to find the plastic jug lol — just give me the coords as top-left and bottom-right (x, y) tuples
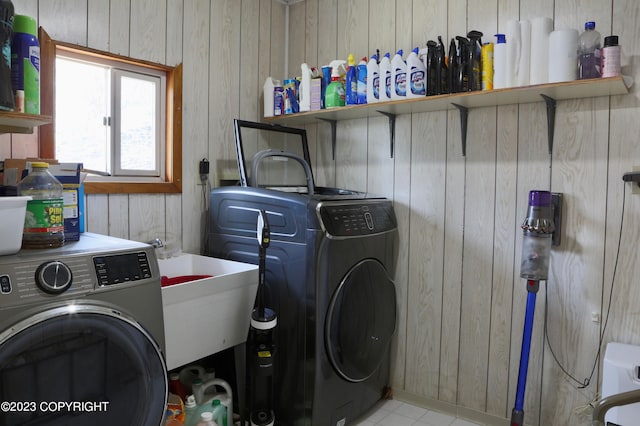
(366, 54), (379, 103)
(379, 52), (391, 101)
(193, 378), (233, 426)
(179, 365), (206, 393)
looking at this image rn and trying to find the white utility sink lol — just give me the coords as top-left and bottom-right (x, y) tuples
(158, 253), (258, 370)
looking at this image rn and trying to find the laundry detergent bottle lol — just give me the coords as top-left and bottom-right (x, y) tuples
(345, 53), (357, 105)
(324, 59), (346, 108)
(379, 52), (391, 102)
(406, 47), (426, 98)
(390, 49), (406, 100)
(356, 56), (367, 104)
(366, 54), (379, 103)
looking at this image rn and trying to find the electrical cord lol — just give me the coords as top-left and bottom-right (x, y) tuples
(201, 175), (210, 255)
(543, 184), (627, 389)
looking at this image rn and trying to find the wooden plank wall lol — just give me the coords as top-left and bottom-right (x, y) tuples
(7, 1), (640, 425)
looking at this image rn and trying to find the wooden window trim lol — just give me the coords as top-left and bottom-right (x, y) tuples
(38, 28), (182, 195)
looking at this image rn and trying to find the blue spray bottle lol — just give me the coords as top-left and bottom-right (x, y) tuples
(345, 53), (357, 105)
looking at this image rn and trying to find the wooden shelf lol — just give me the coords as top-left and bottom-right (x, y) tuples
(0, 111), (52, 134)
(264, 76), (630, 126)
(263, 76), (631, 157)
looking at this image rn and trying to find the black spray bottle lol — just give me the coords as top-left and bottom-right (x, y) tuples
(426, 40), (437, 96)
(455, 36), (470, 92)
(448, 38), (458, 93)
(467, 30), (483, 91)
(436, 36), (448, 94)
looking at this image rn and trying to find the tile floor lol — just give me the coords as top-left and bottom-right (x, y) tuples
(354, 399), (484, 426)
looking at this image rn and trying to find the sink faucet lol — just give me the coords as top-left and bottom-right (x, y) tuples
(592, 389), (640, 425)
(146, 238), (164, 249)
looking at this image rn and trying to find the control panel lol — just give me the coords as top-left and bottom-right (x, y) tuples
(318, 202), (397, 237)
(0, 249), (155, 307)
(93, 252), (152, 286)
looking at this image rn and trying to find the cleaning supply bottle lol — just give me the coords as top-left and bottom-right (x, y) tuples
(448, 38), (458, 93)
(345, 53), (357, 105)
(356, 56), (367, 104)
(436, 36), (448, 94)
(366, 54), (379, 103)
(18, 162), (64, 249)
(324, 59), (346, 108)
(184, 395), (199, 426)
(426, 40), (437, 95)
(195, 412), (217, 426)
(493, 34), (507, 89)
(406, 47), (425, 98)
(379, 52), (391, 102)
(481, 42), (494, 90)
(320, 65), (331, 108)
(390, 49), (406, 100)
(601, 35), (621, 78)
(456, 36), (470, 91)
(467, 30), (483, 91)
(578, 21), (601, 79)
(210, 399), (227, 426)
(11, 14), (39, 114)
(0, 0), (14, 111)
(299, 63), (312, 112)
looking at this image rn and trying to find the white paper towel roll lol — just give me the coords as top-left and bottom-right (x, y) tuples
(506, 19), (521, 87)
(517, 20), (531, 86)
(548, 29), (578, 83)
(529, 17), (553, 84)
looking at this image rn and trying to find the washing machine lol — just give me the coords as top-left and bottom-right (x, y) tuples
(208, 120), (398, 425)
(0, 233), (167, 426)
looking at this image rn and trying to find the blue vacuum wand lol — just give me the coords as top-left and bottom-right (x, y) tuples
(246, 209), (277, 426)
(511, 191), (555, 426)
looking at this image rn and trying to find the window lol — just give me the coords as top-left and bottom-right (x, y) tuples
(39, 28), (182, 194)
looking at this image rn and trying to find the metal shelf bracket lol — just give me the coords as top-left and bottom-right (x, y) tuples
(317, 118), (338, 160)
(452, 103), (469, 156)
(376, 111), (397, 158)
(540, 94), (556, 155)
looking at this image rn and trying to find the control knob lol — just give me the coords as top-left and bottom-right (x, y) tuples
(35, 261), (73, 294)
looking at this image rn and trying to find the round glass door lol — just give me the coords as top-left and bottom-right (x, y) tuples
(325, 258), (397, 382)
(0, 304), (167, 426)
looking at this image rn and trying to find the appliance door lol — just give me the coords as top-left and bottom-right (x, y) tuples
(0, 304), (167, 426)
(325, 258), (397, 383)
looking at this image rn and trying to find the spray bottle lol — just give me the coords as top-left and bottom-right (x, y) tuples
(390, 49), (406, 100)
(379, 52), (391, 102)
(366, 54), (379, 104)
(448, 38), (458, 93)
(467, 30), (483, 91)
(406, 47), (425, 98)
(436, 36), (448, 94)
(456, 36), (470, 91)
(324, 60), (346, 108)
(426, 40), (437, 95)
(345, 53), (357, 105)
(356, 57), (367, 104)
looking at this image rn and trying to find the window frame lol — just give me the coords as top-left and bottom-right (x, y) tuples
(39, 27), (182, 194)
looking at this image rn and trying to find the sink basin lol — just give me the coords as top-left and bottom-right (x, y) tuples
(158, 253), (258, 370)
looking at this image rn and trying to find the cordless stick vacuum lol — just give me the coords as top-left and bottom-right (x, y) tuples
(511, 191), (555, 426)
(246, 209), (277, 426)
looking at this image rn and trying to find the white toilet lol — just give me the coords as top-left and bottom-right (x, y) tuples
(602, 342), (640, 425)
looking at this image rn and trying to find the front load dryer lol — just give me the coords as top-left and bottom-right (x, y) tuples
(208, 120), (398, 425)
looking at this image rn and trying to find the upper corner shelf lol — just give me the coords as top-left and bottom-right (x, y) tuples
(263, 76), (630, 126)
(0, 111), (52, 134)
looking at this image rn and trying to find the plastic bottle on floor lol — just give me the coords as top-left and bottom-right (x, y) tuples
(195, 412), (217, 426)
